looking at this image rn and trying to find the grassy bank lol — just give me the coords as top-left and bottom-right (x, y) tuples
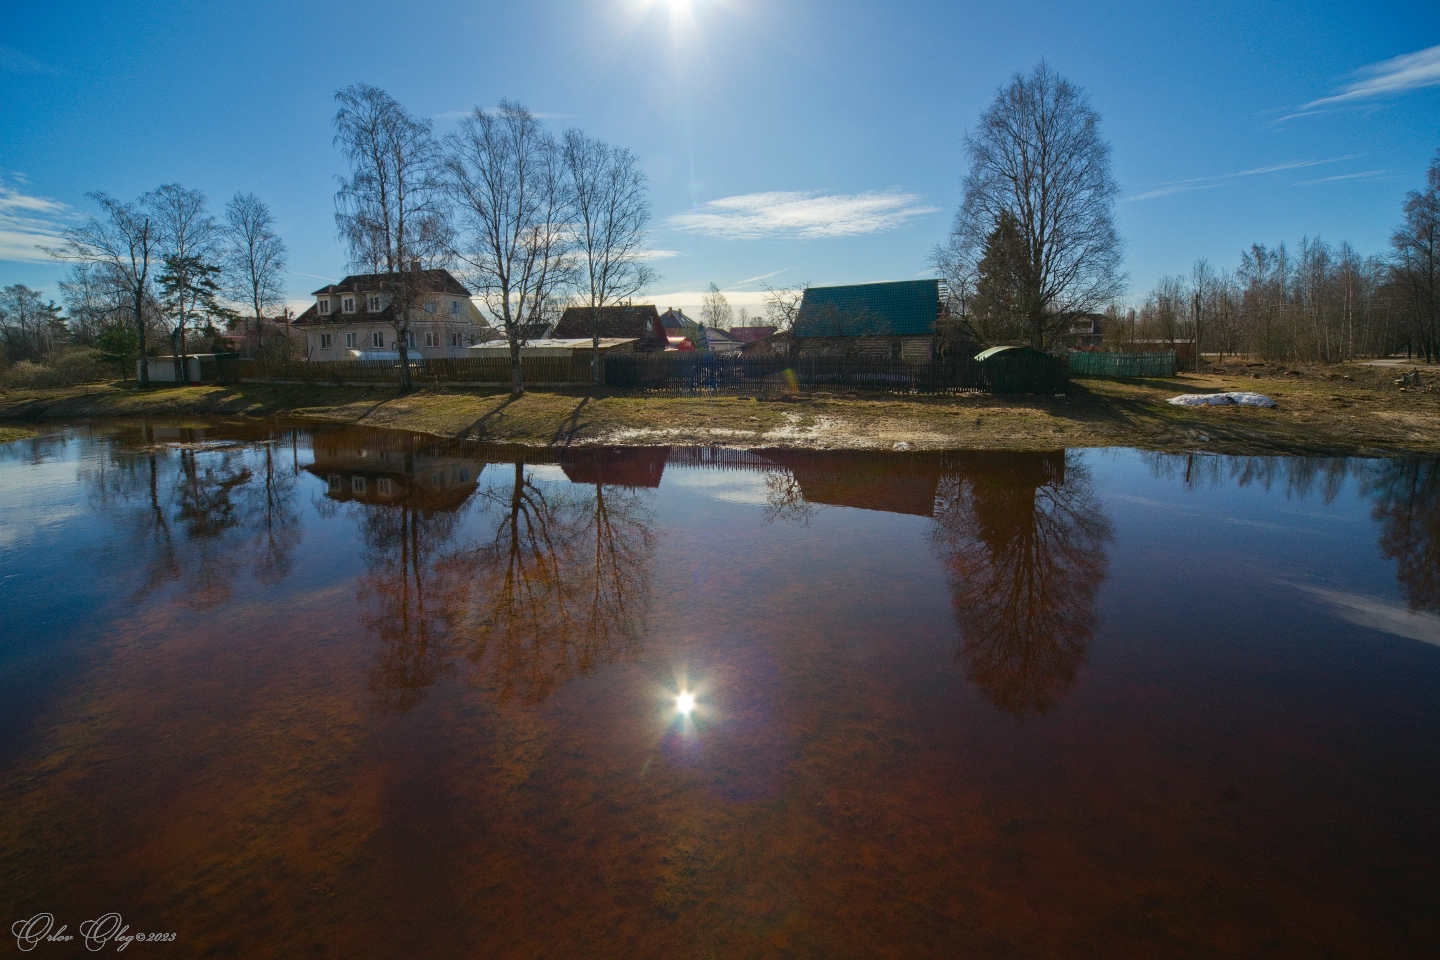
(1, 360), (1435, 456)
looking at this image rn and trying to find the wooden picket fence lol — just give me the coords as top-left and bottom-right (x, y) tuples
(1067, 350), (1176, 378)
(220, 352), (1069, 396)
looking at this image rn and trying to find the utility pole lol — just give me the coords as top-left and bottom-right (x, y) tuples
(1193, 291), (1202, 373)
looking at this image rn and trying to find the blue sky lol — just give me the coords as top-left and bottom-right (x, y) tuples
(2, 0), (1437, 317)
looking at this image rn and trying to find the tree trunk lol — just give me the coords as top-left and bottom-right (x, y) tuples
(397, 319), (413, 391)
(135, 286), (150, 388)
(511, 335), (525, 398)
(592, 305), (602, 387)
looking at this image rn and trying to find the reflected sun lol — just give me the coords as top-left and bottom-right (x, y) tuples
(676, 692), (696, 715)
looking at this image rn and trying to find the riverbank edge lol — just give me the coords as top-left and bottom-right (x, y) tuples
(1, 367), (1436, 458)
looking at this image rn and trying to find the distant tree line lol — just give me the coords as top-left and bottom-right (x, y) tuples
(1117, 153), (1440, 364)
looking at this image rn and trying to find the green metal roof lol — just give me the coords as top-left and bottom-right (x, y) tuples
(793, 280), (940, 338)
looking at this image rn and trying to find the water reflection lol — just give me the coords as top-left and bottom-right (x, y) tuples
(1365, 458), (1440, 614)
(463, 452), (656, 705)
(302, 433), (660, 710)
(931, 452), (1113, 717)
(1140, 452), (1440, 614)
(79, 423), (306, 607)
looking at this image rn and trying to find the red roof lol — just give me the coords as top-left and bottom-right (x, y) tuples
(728, 326), (777, 343)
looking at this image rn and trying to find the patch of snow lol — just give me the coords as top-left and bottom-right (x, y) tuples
(1167, 392), (1276, 408)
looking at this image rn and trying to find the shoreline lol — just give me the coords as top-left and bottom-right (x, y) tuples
(1, 361), (1436, 457)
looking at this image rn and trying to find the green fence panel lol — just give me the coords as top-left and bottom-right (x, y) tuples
(1067, 351), (1175, 378)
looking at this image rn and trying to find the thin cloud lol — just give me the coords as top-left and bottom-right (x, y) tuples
(1294, 169), (1390, 186)
(726, 269), (787, 289)
(1302, 43), (1440, 110)
(0, 46), (55, 75)
(640, 249), (681, 261)
(667, 190), (938, 240)
(1127, 156), (1357, 201)
(0, 178), (75, 263)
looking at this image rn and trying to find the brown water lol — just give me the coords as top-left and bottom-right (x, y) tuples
(1, 422), (1438, 958)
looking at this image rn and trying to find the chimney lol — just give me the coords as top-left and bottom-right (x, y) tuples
(411, 259), (422, 274)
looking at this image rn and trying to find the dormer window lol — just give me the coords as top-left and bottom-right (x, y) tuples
(367, 295), (382, 312)
(342, 297), (355, 313)
(317, 298), (331, 314)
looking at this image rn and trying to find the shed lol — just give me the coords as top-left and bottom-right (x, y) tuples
(468, 338), (637, 357)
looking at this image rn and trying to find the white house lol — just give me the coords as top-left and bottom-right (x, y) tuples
(293, 268), (493, 361)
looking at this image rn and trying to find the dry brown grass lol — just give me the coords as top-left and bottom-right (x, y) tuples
(1, 361), (1436, 455)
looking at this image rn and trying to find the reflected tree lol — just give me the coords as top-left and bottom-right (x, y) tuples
(763, 468), (817, 525)
(245, 441), (301, 585)
(1366, 457), (1440, 613)
(356, 504), (467, 713)
(930, 453), (1113, 717)
(461, 460), (655, 704)
(79, 425), (305, 608)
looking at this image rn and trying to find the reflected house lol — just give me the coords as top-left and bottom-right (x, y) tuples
(305, 429), (485, 512)
(559, 447), (670, 489)
(762, 449), (947, 517)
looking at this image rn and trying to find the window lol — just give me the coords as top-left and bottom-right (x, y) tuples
(450, 300), (462, 316)
(345, 332), (356, 349)
(424, 300), (436, 314)
(319, 333), (333, 349)
(889, 341), (902, 360)
(450, 333), (461, 347)
(425, 331), (438, 348)
(327, 474), (342, 493)
(351, 476), (366, 494)
(371, 331), (384, 349)
(342, 296), (355, 313)
(367, 295), (382, 312)
(317, 298), (331, 314)
(456, 468), (469, 483)
(406, 331), (416, 348)
(376, 478), (394, 498)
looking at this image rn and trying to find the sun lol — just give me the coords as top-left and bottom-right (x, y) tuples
(676, 692), (696, 715)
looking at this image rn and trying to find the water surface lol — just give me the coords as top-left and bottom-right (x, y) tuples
(2, 422), (1438, 957)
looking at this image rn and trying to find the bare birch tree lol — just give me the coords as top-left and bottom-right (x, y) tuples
(562, 130), (655, 384)
(333, 84), (450, 390)
(222, 192), (288, 359)
(444, 100), (574, 397)
(1393, 150), (1439, 363)
(941, 62), (1124, 350)
(45, 193), (159, 386)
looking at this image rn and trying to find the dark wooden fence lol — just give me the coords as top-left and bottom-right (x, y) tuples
(602, 354), (1067, 395)
(220, 352), (1068, 396)
(1067, 350), (1176, 378)
(218, 356), (597, 386)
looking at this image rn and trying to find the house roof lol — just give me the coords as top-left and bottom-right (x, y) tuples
(793, 280), (941, 338)
(659, 308), (700, 331)
(728, 326), (777, 343)
(292, 302), (397, 326)
(311, 268), (472, 298)
(552, 304), (664, 342)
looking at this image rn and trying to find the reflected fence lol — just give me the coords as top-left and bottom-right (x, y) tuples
(218, 353), (1070, 396)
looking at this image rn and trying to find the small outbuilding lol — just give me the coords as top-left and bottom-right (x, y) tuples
(467, 338), (638, 357)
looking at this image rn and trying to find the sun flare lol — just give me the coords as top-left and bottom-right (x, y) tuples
(676, 692), (696, 715)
